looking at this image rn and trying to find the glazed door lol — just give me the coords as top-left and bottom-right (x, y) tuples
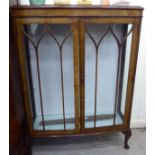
(79, 18), (139, 132)
(15, 18), (80, 135)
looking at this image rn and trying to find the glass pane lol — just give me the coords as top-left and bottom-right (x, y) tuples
(85, 24), (133, 128)
(23, 24), (75, 131)
(120, 24), (133, 116)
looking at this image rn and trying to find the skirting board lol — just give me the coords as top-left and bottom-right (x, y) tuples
(130, 119), (146, 128)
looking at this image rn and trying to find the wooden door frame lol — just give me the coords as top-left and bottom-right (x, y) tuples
(13, 15), (142, 136)
(79, 17), (142, 133)
(13, 17), (80, 136)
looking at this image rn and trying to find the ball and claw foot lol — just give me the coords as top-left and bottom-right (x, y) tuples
(122, 129), (132, 150)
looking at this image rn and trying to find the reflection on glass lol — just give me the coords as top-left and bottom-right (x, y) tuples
(120, 24), (133, 116)
(85, 24), (133, 128)
(24, 24), (75, 131)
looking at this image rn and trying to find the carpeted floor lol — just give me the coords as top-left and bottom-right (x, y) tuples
(32, 128), (146, 155)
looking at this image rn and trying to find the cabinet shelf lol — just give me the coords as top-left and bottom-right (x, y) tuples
(85, 112), (123, 128)
(34, 114), (75, 130)
(33, 112), (123, 130)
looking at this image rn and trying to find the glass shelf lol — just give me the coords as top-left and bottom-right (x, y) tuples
(85, 112), (123, 128)
(34, 114), (75, 130)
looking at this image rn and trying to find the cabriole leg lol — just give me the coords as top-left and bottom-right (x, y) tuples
(122, 129), (132, 149)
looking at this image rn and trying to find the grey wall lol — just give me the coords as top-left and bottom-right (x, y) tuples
(9, 0), (17, 6)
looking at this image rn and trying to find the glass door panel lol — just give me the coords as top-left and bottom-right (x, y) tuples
(84, 23), (133, 128)
(23, 24), (78, 131)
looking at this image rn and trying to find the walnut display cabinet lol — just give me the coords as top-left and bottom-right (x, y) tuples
(10, 5), (143, 151)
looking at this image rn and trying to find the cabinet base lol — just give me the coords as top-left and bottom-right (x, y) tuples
(27, 128), (132, 151)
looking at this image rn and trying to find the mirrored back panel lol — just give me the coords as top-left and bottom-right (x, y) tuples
(84, 23), (133, 128)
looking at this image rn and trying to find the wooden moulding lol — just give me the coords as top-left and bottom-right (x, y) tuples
(10, 6), (143, 18)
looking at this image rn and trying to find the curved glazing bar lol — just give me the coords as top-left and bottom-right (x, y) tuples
(23, 24), (75, 131)
(85, 24), (133, 128)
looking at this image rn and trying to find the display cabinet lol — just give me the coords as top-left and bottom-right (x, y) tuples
(10, 4), (143, 150)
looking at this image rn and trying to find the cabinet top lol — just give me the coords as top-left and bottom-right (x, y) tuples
(10, 5), (143, 18)
(11, 5), (143, 9)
